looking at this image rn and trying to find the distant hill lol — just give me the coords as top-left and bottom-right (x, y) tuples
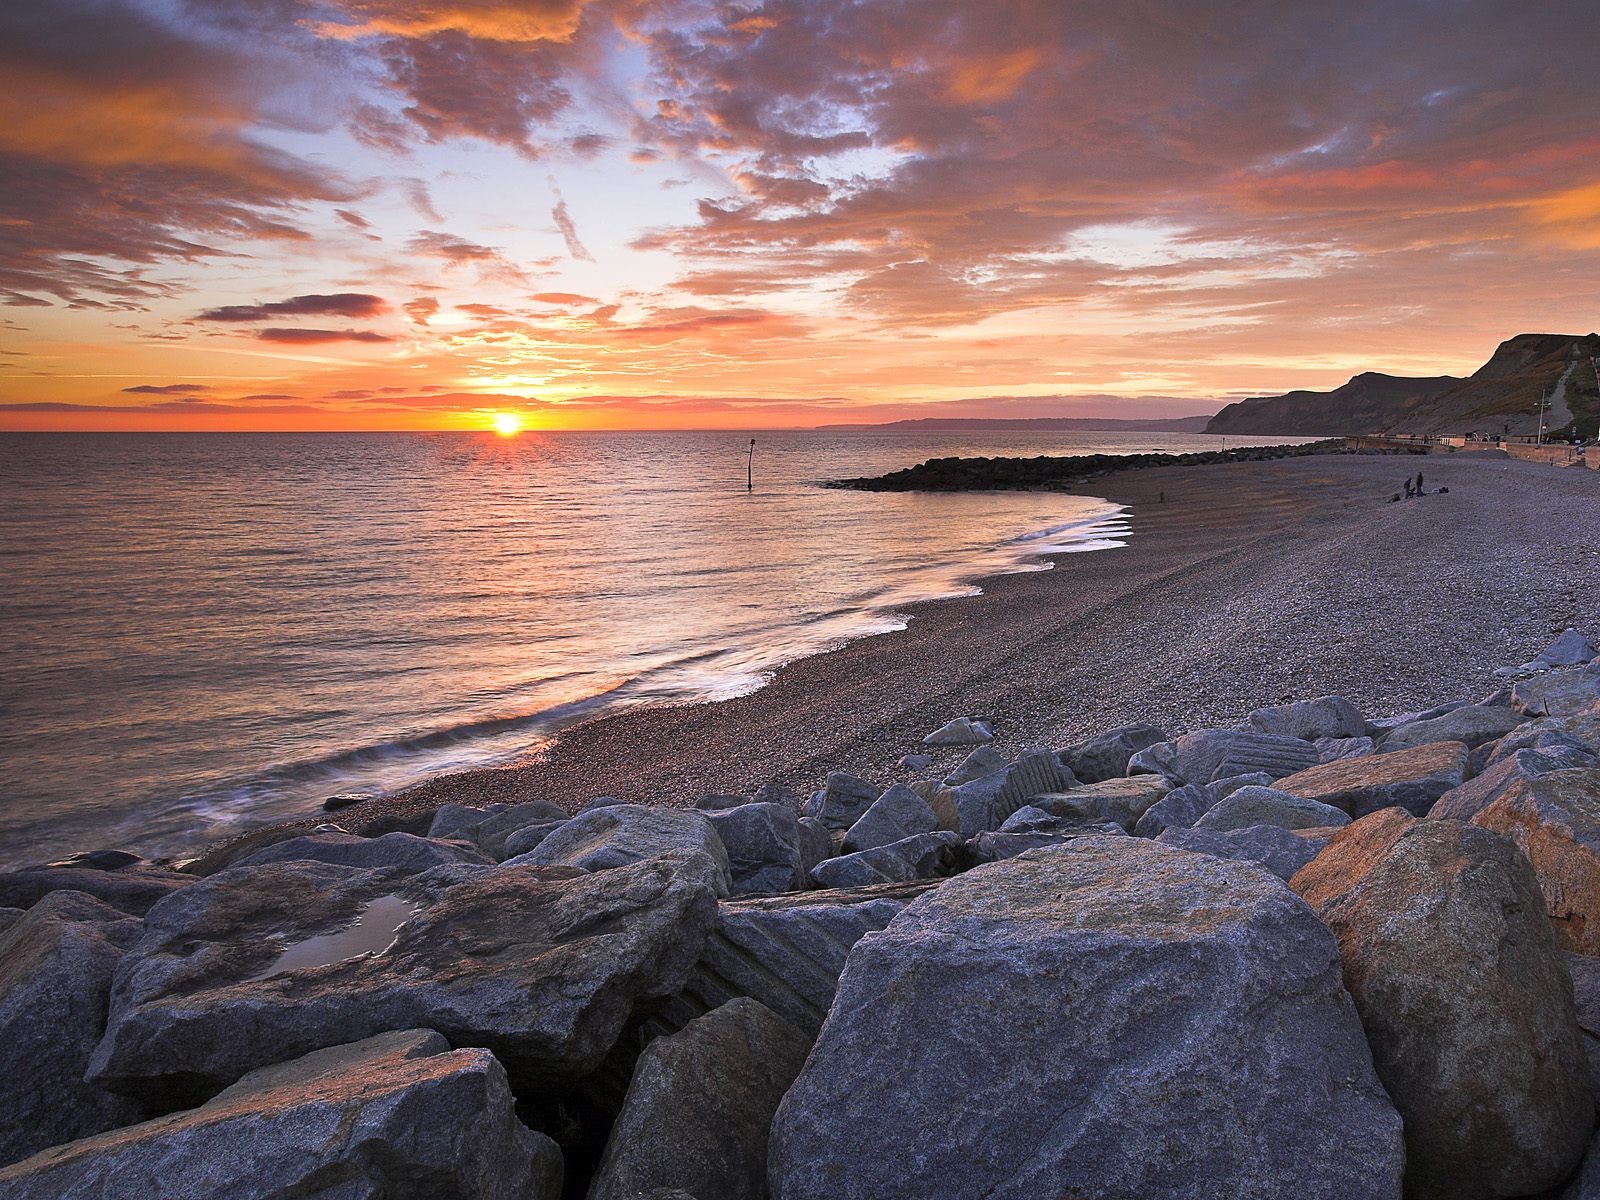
(1206, 334), (1600, 438)
(818, 415), (1216, 433)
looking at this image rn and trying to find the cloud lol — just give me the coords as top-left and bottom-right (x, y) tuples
(257, 327), (395, 343)
(122, 383), (212, 394)
(550, 181), (593, 260)
(404, 296), (441, 324)
(197, 293), (390, 322)
(532, 291), (597, 305)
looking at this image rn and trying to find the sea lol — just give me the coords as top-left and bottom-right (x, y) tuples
(0, 429), (1284, 866)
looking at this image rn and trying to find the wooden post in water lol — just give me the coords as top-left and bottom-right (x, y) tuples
(747, 438), (756, 492)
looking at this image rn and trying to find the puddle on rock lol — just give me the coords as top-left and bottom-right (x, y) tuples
(251, 894), (419, 981)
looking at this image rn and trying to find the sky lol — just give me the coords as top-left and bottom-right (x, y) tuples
(3, 0), (1599, 431)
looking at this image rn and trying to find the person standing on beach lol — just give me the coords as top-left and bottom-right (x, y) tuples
(1415, 470), (1424, 495)
(1404, 478), (1414, 498)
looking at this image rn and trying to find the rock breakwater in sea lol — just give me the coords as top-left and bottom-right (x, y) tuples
(6, 631), (1600, 1197)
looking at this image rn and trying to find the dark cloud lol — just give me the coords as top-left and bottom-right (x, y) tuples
(256, 327), (395, 343)
(197, 293), (389, 321)
(122, 383), (212, 394)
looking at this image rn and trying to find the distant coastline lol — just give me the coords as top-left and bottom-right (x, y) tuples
(815, 415), (1215, 433)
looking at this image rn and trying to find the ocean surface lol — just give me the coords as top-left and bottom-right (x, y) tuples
(0, 429), (1285, 866)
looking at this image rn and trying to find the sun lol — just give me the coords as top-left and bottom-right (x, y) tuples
(491, 412), (522, 437)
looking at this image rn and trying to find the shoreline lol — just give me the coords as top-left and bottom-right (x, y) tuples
(181, 449), (1600, 864)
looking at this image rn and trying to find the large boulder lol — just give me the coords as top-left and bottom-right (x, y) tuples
(0, 1029), (562, 1199)
(842, 785), (937, 854)
(944, 745), (1006, 785)
(589, 999), (810, 1200)
(1471, 769), (1600, 955)
(1055, 722), (1166, 784)
(664, 881), (934, 1035)
(1164, 728), (1321, 784)
(770, 839), (1403, 1200)
(1537, 628), (1598, 668)
(1514, 667), (1600, 719)
(703, 803), (808, 895)
(922, 717), (992, 746)
(1429, 747), (1580, 821)
(1157, 824), (1333, 881)
(809, 832), (965, 889)
(466, 799), (570, 859)
(88, 857), (716, 1107)
(510, 804), (732, 896)
(501, 819), (569, 859)
(0, 861), (191, 916)
(1316, 735), (1376, 762)
(1246, 695), (1365, 741)
(1030, 774), (1171, 831)
(1381, 703), (1524, 751)
(1275, 740), (1468, 816)
(0, 891), (148, 1166)
(968, 826), (1124, 863)
(804, 772), (878, 831)
(235, 831), (490, 872)
(1291, 810), (1592, 1199)
(934, 750), (1075, 835)
(1192, 786), (1350, 833)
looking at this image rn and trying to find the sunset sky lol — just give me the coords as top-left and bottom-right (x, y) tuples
(4, 0), (1599, 431)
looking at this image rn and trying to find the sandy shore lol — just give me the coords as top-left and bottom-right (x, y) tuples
(225, 451), (1600, 849)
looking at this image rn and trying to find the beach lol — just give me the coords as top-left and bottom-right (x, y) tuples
(322, 450), (1600, 834)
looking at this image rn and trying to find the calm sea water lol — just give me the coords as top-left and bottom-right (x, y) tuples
(0, 429), (1272, 865)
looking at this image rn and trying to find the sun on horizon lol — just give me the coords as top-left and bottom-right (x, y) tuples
(491, 413), (523, 437)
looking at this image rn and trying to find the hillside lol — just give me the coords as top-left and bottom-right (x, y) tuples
(1205, 334), (1600, 438)
(818, 415), (1215, 433)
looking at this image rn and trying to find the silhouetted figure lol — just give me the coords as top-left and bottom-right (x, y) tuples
(1404, 479), (1414, 498)
(1415, 470), (1424, 495)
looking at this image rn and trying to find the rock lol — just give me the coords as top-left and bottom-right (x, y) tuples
(1192, 785), (1350, 832)
(1471, 769), (1600, 955)
(808, 832), (965, 889)
(896, 753), (933, 771)
(1514, 667), (1600, 719)
(1157, 823), (1332, 881)
(51, 849), (145, 871)
(0, 862), (191, 916)
(1030, 774), (1172, 831)
(234, 831), (491, 872)
(997, 803), (1054, 831)
(511, 804), (732, 896)
(936, 749), (1076, 835)
(703, 803), (808, 896)
(1366, 699), (1469, 736)
(944, 744), (1006, 785)
(1055, 722), (1166, 784)
(1569, 953), (1600, 1099)
(665, 881), (933, 1035)
(842, 785), (937, 854)
(1275, 739), (1468, 816)
(0, 892), (148, 1167)
(501, 819), (570, 860)
(590, 999), (809, 1200)
(1130, 781), (1211, 837)
(1246, 695), (1365, 741)
(694, 793), (754, 811)
(89, 856), (716, 1106)
(427, 801), (505, 841)
(1488, 723), (1600, 768)
(577, 796), (632, 813)
(0, 1030), (562, 1199)
(0, 908), (21, 936)
(1316, 735), (1376, 762)
(1124, 738), (1179, 778)
(922, 716), (992, 746)
(1166, 727), (1321, 784)
(967, 826), (1124, 862)
(803, 772), (878, 831)
(1291, 810), (1592, 1199)
(1381, 703), (1524, 751)
(770, 839), (1403, 1200)
(321, 791), (371, 812)
(1538, 628), (1598, 668)
(796, 817), (833, 875)
(1429, 748), (1581, 821)
(469, 799), (570, 858)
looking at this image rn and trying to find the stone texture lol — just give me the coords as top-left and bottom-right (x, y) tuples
(0, 862), (191, 916)
(842, 785), (937, 854)
(1276, 739), (1468, 816)
(1131, 781), (1212, 837)
(1192, 785), (1350, 833)
(1569, 953), (1600, 1099)
(1471, 769), (1600, 955)
(796, 817), (834, 876)
(809, 831), (965, 890)
(0, 891), (148, 1167)
(1246, 695), (1365, 741)
(666, 881), (933, 1035)
(500, 820), (569, 860)
(1055, 722), (1166, 784)
(1381, 703), (1524, 751)
(0, 1030), (562, 1199)
(1291, 810), (1592, 1200)
(1316, 735), (1376, 762)
(935, 749), (1075, 835)
(1166, 727), (1321, 784)
(466, 799), (570, 859)
(1515, 667), (1600, 719)
(804, 772), (878, 831)
(944, 745), (1006, 785)
(235, 830), (491, 872)
(1125, 738), (1179, 778)
(922, 716), (992, 746)
(703, 802), (808, 895)
(89, 856), (716, 1106)
(1488, 723), (1600, 769)
(1156, 823), (1331, 881)
(1538, 628), (1599, 668)
(589, 999), (810, 1200)
(1429, 747), (1579, 821)
(511, 804), (732, 896)
(966, 826), (1123, 863)
(770, 839), (1403, 1200)
(1030, 774), (1172, 831)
